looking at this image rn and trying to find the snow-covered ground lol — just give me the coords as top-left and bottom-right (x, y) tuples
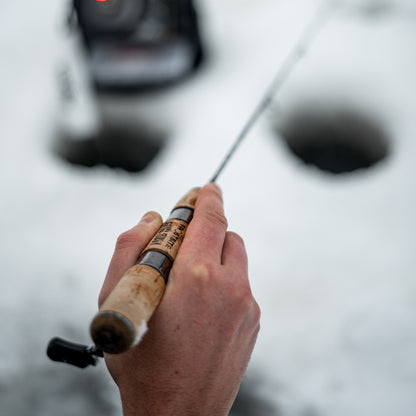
(1, 0), (415, 415)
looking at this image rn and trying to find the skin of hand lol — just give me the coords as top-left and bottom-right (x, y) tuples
(98, 183), (261, 416)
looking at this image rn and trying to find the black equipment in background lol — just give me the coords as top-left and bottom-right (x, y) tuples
(72, 0), (204, 91)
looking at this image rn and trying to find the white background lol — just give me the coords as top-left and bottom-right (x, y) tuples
(0, 0), (415, 414)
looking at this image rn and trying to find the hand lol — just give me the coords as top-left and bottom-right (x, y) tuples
(98, 183), (261, 416)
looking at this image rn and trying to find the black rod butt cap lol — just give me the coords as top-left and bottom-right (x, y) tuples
(47, 337), (102, 369)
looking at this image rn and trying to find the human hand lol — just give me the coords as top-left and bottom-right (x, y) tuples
(98, 183), (260, 416)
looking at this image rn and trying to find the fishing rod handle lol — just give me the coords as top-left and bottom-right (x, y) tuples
(90, 188), (200, 354)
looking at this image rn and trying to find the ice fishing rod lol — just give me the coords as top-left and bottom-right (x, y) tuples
(48, 0), (335, 368)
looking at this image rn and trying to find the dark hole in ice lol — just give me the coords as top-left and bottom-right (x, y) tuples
(230, 376), (277, 416)
(354, 0), (396, 18)
(54, 120), (166, 173)
(275, 105), (390, 174)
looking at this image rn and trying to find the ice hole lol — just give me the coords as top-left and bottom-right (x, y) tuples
(275, 104), (390, 174)
(230, 375), (277, 416)
(54, 120), (166, 173)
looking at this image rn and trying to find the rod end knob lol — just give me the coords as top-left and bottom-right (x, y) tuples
(90, 311), (136, 354)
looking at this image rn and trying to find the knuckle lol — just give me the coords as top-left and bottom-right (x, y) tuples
(174, 256), (218, 285)
(230, 284), (260, 318)
(202, 209), (228, 230)
(115, 229), (138, 252)
(189, 261), (217, 283)
(251, 299), (261, 323)
(231, 285), (253, 307)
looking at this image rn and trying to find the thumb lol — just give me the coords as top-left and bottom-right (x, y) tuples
(98, 211), (163, 307)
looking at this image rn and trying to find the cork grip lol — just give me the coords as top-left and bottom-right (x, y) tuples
(90, 188), (199, 354)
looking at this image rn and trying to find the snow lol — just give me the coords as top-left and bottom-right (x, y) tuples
(1, 0), (415, 415)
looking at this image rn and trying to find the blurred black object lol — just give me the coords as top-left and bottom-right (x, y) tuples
(47, 337), (104, 369)
(72, 0), (204, 91)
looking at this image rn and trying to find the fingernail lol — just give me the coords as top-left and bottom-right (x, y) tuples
(210, 182), (222, 196)
(140, 212), (156, 224)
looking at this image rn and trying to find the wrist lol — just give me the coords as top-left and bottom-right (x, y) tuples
(119, 387), (231, 416)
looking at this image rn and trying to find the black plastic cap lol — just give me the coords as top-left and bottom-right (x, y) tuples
(47, 337), (101, 369)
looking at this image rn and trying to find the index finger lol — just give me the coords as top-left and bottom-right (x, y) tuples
(180, 183), (228, 263)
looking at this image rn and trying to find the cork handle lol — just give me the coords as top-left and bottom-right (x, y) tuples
(90, 188), (200, 354)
